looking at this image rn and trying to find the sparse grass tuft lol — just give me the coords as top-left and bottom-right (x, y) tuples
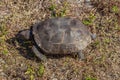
(49, 4), (56, 11)
(83, 13), (96, 25)
(49, 1), (69, 17)
(25, 66), (35, 80)
(0, 22), (9, 54)
(37, 64), (45, 77)
(91, 40), (100, 48)
(112, 5), (119, 13)
(85, 76), (97, 80)
(0, 23), (8, 37)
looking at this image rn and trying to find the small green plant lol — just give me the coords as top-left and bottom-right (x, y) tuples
(59, 1), (68, 17)
(0, 23), (9, 55)
(83, 13), (96, 25)
(2, 48), (9, 55)
(83, 19), (93, 25)
(0, 35), (5, 44)
(89, 14), (96, 22)
(49, 4), (57, 17)
(49, 4), (56, 11)
(104, 37), (111, 44)
(57, 8), (66, 17)
(25, 66), (35, 80)
(49, 1), (68, 17)
(38, 64), (45, 77)
(112, 5), (119, 13)
(85, 76), (97, 80)
(91, 40), (100, 48)
(0, 23), (8, 37)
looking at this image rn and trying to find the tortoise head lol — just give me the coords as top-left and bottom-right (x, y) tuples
(18, 29), (31, 40)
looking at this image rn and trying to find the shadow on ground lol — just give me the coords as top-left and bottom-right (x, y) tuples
(6, 33), (78, 62)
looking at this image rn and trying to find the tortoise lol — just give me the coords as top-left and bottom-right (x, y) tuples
(18, 17), (95, 61)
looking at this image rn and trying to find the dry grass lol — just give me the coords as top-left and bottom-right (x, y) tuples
(0, 0), (120, 80)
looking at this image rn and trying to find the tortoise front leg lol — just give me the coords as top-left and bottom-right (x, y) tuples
(32, 45), (47, 61)
(78, 50), (85, 60)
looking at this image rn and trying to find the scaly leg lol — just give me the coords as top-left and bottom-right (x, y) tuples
(32, 45), (47, 61)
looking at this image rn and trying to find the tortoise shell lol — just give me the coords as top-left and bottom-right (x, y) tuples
(32, 17), (92, 54)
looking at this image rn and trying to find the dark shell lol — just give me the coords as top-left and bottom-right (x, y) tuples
(32, 17), (92, 54)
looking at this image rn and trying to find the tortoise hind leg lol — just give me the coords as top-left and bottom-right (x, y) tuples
(32, 45), (47, 61)
(78, 50), (85, 60)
